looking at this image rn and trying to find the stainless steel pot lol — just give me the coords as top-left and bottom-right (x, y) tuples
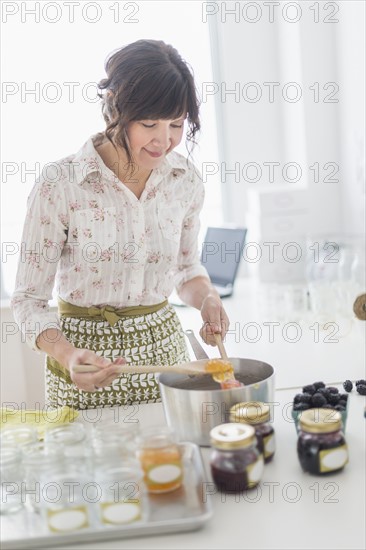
(158, 331), (275, 446)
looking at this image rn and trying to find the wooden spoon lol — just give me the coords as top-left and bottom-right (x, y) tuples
(72, 359), (232, 377)
(213, 333), (229, 360)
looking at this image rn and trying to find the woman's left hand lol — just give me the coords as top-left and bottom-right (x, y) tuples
(199, 295), (230, 346)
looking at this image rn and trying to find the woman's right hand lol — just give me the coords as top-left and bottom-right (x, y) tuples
(67, 349), (126, 392)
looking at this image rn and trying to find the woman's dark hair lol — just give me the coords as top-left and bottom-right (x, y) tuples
(97, 39), (200, 167)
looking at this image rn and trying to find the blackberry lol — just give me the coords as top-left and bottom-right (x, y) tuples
(338, 399), (348, 408)
(327, 393), (341, 405)
(334, 404), (346, 411)
(356, 384), (366, 396)
(294, 393), (304, 404)
(343, 380), (353, 393)
(355, 379), (366, 387)
(313, 381), (326, 390)
(322, 404), (334, 409)
(339, 393), (349, 402)
(302, 384), (316, 395)
(293, 402), (310, 411)
(326, 387), (339, 394)
(317, 387), (328, 396)
(311, 393), (327, 407)
(300, 393), (313, 404)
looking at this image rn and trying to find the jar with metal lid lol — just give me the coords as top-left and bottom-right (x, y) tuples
(210, 423), (264, 493)
(297, 408), (348, 475)
(137, 427), (183, 494)
(230, 402), (275, 463)
(0, 446), (24, 515)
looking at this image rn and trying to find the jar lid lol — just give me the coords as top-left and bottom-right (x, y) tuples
(299, 408), (342, 433)
(229, 402), (270, 424)
(210, 423), (256, 450)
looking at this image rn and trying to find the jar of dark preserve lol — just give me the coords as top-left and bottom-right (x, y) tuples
(229, 402), (275, 463)
(297, 408), (348, 475)
(210, 423), (264, 493)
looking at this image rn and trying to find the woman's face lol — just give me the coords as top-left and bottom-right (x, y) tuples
(126, 117), (186, 170)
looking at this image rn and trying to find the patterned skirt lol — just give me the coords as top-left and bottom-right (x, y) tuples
(45, 303), (190, 410)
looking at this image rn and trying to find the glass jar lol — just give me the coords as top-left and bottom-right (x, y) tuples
(21, 441), (63, 511)
(0, 426), (38, 447)
(229, 402), (275, 463)
(0, 446), (24, 515)
(210, 423), (264, 493)
(95, 459), (146, 526)
(92, 423), (138, 468)
(39, 465), (93, 533)
(45, 423), (93, 475)
(297, 408), (348, 475)
(137, 427), (183, 494)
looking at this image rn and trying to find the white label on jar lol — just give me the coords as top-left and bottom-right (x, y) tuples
(247, 456), (264, 485)
(264, 434), (275, 457)
(47, 508), (88, 532)
(320, 445), (348, 473)
(101, 502), (141, 524)
(148, 464), (182, 484)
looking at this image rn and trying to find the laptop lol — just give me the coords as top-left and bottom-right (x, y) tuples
(170, 226), (247, 305)
(201, 226), (247, 298)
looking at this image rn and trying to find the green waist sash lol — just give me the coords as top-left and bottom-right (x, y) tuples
(58, 298), (169, 326)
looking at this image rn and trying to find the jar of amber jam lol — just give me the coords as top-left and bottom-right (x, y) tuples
(297, 408), (348, 475)
(210, 423), (264, 493)
(137, 427), (183, 494)
(229, 402), (275, 463)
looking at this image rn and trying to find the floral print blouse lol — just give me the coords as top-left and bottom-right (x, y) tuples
(11, 132), (209, 351)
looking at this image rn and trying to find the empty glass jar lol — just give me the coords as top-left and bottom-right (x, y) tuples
(0, 446), (24, 515)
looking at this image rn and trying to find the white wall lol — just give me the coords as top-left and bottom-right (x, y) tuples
(335, 1), (365, 236)
(209, 1), (364, 238)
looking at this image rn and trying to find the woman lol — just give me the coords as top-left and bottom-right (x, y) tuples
(11, 39), (229, 409)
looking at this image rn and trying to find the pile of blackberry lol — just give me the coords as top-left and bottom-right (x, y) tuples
(293, 381), (349, 412)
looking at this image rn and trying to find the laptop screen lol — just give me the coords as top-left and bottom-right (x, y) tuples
(200, 227), (247, 287)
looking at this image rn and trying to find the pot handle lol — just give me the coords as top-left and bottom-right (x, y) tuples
(184, 329), (209, 360)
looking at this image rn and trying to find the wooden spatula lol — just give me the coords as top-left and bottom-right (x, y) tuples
(72, 359), (233, 377)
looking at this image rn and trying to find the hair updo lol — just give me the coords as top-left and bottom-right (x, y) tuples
(97, 39), (201, 165)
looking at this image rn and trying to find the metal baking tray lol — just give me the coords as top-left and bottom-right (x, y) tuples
(1, 442), (212, 549)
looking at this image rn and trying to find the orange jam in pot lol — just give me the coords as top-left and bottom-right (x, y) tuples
(137, 428), (183, 494)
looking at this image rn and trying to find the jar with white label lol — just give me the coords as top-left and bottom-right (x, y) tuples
(95, 459), (146, 526)
(137, 427), (183, 494)
(210, 423), (264, 493)
(297, 408), (348, 475)
(229, 402), (275, 463)
(39, 467), (93, 533)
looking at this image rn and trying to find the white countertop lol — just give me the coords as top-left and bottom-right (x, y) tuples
(59, 385), (366, 550)
(2, 277), (365, 549)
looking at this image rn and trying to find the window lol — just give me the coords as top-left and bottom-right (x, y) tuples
(1, 1), (221, 296)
